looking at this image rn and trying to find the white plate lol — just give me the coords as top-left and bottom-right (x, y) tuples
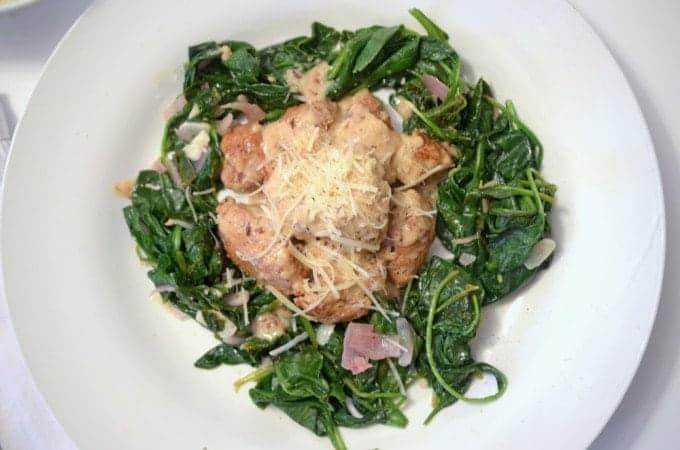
(2, 0), (664, 449)
(0, 0), (39, 13)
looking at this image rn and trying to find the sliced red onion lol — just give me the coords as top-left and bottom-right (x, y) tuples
(453, 233), (479, 245)
(166, 161), (183, 187)
(216, 112), (234, 136)
(217, 188), (253, 204)
(345, 397), (364, 419)
(150, 158), (167, 173)
(149, 285), (175, 296)
(316, 324), (336, 346)
(269, 332), (309, 357)
(192, 148), (209, 172)
(183, 130), (210, 162)
(225, 94), (266, 123)
(161, 95), (187, 121)
(422, 74), (449, 102)
(226, 290), (250, 307)
(176, 121), (211, 143)
(396, 318), (414, 367)
(216, 318), (238, 342)
(148, 288), (189, 321)
(164, 218), (194, 229)
(523, 238), (556, 270)
(221, 335), (246, 346)
(168, 307), (190, 321)
(459, 253), (477, 267)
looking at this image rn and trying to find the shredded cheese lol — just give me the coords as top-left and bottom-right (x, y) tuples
(394, 164), (450, 192)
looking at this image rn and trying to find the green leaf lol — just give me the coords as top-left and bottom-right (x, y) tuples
(409, 8), (449, 41)
(275, 350), (330, 399)
(353, 25), (401, 73)
(194, 344), (257, 368)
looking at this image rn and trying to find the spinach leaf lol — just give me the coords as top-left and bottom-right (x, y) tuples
(194, 344), (258, 368)
(275, 350), (330, 399)
(121, 9), (557, 449)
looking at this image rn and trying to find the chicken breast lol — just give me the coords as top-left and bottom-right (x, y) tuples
(220, 123), (266, 192)
(378, 189), (435, 287)
(261, 101), (337, 160)
(291, 239), (385, 323)
(216, 199), (309, 295)
(294, 286), (371, 324)
(216, 64), (456, 322)
(334, 90), (399, 183)
(394, 130), (452, 186)
(337, 88), (391, 127)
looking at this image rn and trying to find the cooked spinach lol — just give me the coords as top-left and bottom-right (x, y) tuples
(122, 8), (556, 450)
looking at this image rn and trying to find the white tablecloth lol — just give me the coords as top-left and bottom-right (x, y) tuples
(1, 1), (678, 449)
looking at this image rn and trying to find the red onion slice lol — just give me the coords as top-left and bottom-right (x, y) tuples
(422, 74), (449, 102)
(192, 148), (209, 172)
(165, 159), (183, 188)
(396, 318), (414, 366)
(149, 285), (175, 296)
(150, 158), (167, 173)
(345, 397), (364, 419)
(216, 112), (234, 136)
(524, 238), (556, 269)
(226, 290), (250, 307)
(225, 94), (266, 122)
(316, 324), (336, 346)
(458, 253), (477, 267)
(176, 121), (211, 143)
(161, 95), (187, 121)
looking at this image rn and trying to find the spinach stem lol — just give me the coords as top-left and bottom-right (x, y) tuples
(325, 421), (348, 450)
(526, 168), (545, 218)
(480, 185), (555, 205)
(401, 278), (413, 316)
(483, 95), (544, 167)
(472, 140), (485, 187)
(409, 8), (449, 41)
(343, 378), (405, 400)
(233, 364), (274, 391)
(408, 102), (457, 140)
(300, 316), (318, 349)
(488, 206), (537, 217)
(425, 271), (505, 404)
(461, 294), (480, 336)
(435, 284), (480, 314)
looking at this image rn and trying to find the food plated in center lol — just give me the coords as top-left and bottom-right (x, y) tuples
(119, 9), (557, 449)
(218, 76), (451, 323)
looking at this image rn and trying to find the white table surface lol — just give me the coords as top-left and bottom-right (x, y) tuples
(1, 1), (678, 449)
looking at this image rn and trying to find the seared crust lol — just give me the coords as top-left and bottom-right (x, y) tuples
(216, 88), (452, 321)
(394, 130), (452, 186)
(378, 189), (435, 287)
(337, 88), (391, 127)
(216, 200), (309, 295)
(219, 123), (265, 192)
(294, 286), (371, 324)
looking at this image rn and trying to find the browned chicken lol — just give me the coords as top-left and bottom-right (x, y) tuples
(219, 123), (266, 192)
(216, 199), (309, 295)
(294, 286), (371, 324)
(337, 88), (391, 126)
(216, 78), (453, 322)
(394, 130), (452, 186)
(378, 189), (435, 287)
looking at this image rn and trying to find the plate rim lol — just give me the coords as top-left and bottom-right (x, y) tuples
(0, 0), (666, 448)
